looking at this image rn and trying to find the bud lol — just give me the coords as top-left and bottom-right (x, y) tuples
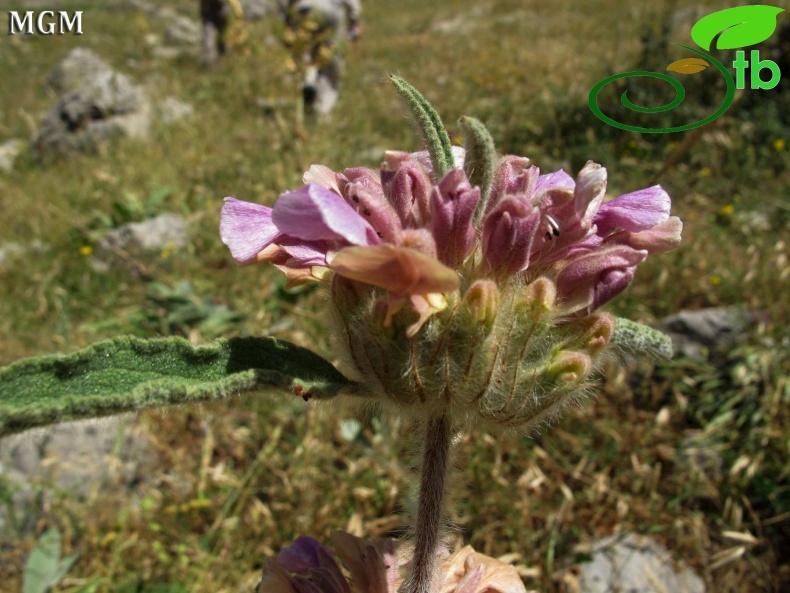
(555, 245), (646, 315)
(544, 351), (592, 387)
(482, 197), (541, 276)
(574, 312), (616, 355)
(382, 152), (433, 227)
(522, 277), (556, 314)
(486, 155), (533, 214)
(344, 182), (403, 243)
(431, 169), (479, 267)
(463, 280), (500, 327)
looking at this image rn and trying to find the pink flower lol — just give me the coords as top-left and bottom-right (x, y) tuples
(479, 157), (681, 313)
(220, 184), (380, 267)
(220, 148), (681, 333)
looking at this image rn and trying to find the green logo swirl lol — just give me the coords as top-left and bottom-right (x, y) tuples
(588, 44), (736, 133)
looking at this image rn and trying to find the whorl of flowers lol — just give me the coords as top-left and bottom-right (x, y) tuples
(220, 77), (681, 432)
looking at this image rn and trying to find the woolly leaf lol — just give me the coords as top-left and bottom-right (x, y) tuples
(611, 317), (673, 361)
(389, 75), (454, 179)
(459, 115), (497, 222)
(0, 336), (355, 438)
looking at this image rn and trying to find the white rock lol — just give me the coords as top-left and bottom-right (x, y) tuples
(0, 139), (24, 173)
(569, 534), (705, 593)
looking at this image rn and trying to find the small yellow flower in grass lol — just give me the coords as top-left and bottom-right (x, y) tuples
(773, 138), (785, 151)
(709, 275), (722, 286)
(700, 167), (712, 177)
(161, 242), (176, 260)
(720, 204), (734, 216)
(79, 245), (93, 256)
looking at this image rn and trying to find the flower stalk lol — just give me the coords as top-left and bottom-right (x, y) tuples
(404, 413), (453, 593)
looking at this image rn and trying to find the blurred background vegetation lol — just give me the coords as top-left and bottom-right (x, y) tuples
(0, 0), (788, 592)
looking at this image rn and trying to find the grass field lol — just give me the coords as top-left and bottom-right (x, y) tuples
(1, 1), (788, 592)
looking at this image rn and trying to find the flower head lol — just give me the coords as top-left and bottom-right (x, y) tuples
(220, 89), (680, 431)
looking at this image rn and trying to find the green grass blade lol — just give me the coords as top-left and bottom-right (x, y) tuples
(0, 336), (356, 438)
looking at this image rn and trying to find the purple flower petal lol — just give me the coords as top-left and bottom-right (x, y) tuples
(343, 167), (383, 194)
(278, 536), (325, 574)
(280, 239), (331, 266)
(595, 186), (671, 234)
(220, 197), (282, 264)
(382, 153), (433, 227)
(486, 156), (536, 215)
(483, 197), (541, 275)
(344, 183), (403, 243)
(431, 168), (479, 266)
(534, 169), (574, 195)
(556, 245), (647, 314)
(273, 184), (381, 246)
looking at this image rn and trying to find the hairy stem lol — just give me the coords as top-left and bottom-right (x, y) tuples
(403, 413), (452, 593)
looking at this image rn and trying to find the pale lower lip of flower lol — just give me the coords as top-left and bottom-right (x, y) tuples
(329, 244), (460, 296)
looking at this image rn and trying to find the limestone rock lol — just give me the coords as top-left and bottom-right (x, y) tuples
(239, 0), (277, 19)
(0, 139), (25, 173)
(0, 417), (152, 534)
(565, 534), (705, 593)
(164, 15), (202, 46)
(97, 213), (189, 254)
(32, 48), (151, 162)
(658, 307), (754, 361)
(158, 97), (194, 124)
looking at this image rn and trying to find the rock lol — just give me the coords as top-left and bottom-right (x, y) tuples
(0, 242), (26, 266)
(157, 97), (194, 124)
(164, 15), (202, 46)
(0, 417), (153, 534)
(239, 0), (277, 19)
(565, 533), (705, 593)
(658, 307), (754, 361)
(98, 213), (189, 253)
(127, 0), (180, 22)
(32, 48), (151, 161)
(0, 241), (47, 266)
(0, 139), (25, 173)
